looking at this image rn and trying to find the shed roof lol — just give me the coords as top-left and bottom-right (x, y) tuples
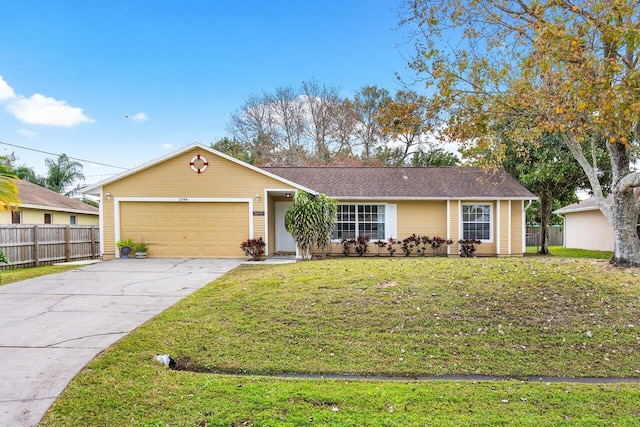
(14, 180), (98, 215)
(265, 166), (536, 200)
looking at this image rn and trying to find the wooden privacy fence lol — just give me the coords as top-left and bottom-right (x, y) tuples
(0, 224), (100, 269)
(526, 225), (563, 247)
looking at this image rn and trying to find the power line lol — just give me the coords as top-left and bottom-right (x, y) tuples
(0, 140), (128, 170)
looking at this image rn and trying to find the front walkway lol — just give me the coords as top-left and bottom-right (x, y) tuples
(0, 258), (244, 427)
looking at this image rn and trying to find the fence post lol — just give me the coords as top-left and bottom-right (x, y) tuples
(33, 225), (40, 267)
(65, 225), (71, 262)
(91, 225), (97, 258)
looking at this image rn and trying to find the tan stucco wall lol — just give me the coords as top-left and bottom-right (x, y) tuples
(564, 210), (614, 252)
(101, 148), (293, 259)
(0, 208), (98, 225)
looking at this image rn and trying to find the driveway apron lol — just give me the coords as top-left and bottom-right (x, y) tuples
(0, 258), (244, 427)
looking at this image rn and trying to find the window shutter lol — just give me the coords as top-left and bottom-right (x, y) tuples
(386, 204), (397, 239)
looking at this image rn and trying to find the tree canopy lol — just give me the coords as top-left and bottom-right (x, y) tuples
(402, 0), (640, 266)
(226, 81), (458, 167)
(44, 153), (85, 195)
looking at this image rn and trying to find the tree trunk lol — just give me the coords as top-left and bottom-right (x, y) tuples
(608, 142), (640, 267)
(538, 191), (554, 255)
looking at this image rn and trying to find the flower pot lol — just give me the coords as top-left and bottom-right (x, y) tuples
(121, 247), (131, 259)
(135, 251), (147, 259)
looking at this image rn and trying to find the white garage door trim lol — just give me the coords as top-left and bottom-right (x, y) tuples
(113, 197), (254, 258)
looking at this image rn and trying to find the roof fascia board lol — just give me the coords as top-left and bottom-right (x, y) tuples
(553, 206), (601, 214)
(18, 204), (99, 215)
(331, 196), (538, 201)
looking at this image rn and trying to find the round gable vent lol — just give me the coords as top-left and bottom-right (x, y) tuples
(190, 155), (208, 173)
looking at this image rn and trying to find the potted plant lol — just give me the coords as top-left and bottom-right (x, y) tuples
(116, 238), (134, 259)
(133, 241), (149, 259)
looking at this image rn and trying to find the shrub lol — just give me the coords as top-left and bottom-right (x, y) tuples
(429, 236), (454, 256)
(341, 238), (354, 255)
(354, 235), (370, 256)
(386, 238), (398, 256)
(240, 237), (266, 261)
(459, 238), (482, 257)
(401, 234), (419, 256)
(374, 239), (387, 256)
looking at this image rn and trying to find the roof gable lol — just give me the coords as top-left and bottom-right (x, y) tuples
(264, 167), (536, 199)
(14, 180), (98, 214)
(82, 143), (316, 195)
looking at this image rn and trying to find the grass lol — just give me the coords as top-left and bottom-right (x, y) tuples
(526, 245), (614, 260)
(41, 257), (640, 426)
(0, 264), (80, 285)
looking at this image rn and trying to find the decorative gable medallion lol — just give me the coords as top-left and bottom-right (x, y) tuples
(190, 155), (208, 174)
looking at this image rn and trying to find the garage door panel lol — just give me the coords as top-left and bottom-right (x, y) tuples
(120, 201), (249, 258)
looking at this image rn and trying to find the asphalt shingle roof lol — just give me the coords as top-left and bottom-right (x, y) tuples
(14, 179), (98, 214)
(264, 167), (536, 199)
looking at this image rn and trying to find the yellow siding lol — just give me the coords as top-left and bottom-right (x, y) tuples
(101, 148), (287, 258)
(449, 201), (459, 251)
(0, 208), (98, 225)
(511, 201), (523, 255)
(499, 200), (509, 255)
(397, 200), (448, 238)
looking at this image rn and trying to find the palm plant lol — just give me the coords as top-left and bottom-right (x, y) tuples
(44, 154), (85, 194)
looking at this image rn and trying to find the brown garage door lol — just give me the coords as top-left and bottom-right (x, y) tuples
(120, 202), (249, 258)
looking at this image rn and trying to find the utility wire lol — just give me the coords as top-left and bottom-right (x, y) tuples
(0, 140), (128, 170)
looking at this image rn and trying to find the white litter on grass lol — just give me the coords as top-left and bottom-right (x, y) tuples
(155, 354), (176, 369)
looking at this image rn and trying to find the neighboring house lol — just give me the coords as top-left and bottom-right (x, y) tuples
(0, 179), (99, 225)
(554, 196), (640, 252)
(83, 143), (536, 260)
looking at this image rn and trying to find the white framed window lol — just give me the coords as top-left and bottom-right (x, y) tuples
(70, 215), (77, 225)
(462, 203), (493, 241)
(333, 204), (387, 240)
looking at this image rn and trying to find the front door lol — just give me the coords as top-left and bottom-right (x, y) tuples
(275, 202), (296, 253)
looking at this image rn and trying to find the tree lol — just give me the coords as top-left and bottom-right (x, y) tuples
(411, 147), (460, 166)
(301, 79), (345, 164)
(0, 172), (20, 212)
(376, 90), (436, 166)
(211, 137), (256, 164)
(284, 192), (337, 260)
(352, 86), (391, 164)
(499, 133), (591, 254)
(44, 154), (85, 194)
(0, 153), (44, 186)
(402, 0), (640, 266)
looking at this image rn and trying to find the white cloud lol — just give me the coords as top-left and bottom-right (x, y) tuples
(128, 112), (148, 122)
(17, 129), (37, 138)
(161, 143), (172, 150)
(6, 93), (94, 127)
(0, 76), (16, 101)
(1, 76), (93, 127)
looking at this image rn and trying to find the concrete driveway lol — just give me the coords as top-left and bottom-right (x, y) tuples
(0, 258), (245, 427)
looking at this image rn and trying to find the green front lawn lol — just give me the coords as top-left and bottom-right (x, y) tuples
(526, 245), (614, 260)
(0, 264), (80, 285)
(42, 258), (640, 426)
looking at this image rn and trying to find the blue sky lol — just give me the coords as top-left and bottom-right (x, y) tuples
(0, 1), (416, 185)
